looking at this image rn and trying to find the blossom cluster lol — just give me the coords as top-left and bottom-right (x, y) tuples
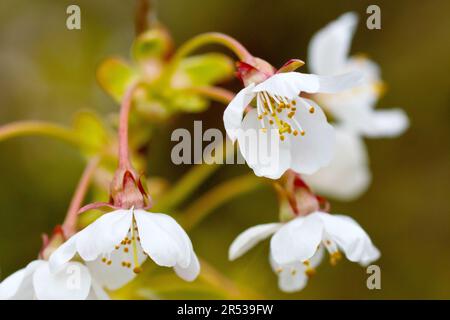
(0, 12), (407, 299)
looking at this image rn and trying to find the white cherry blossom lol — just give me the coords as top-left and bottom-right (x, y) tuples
(49, 208), (200, 283)
(306, 12), (409, 199)
(224, 71), (362, 179)
(229, 211), (379, 293)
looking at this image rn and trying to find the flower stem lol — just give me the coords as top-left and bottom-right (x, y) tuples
(62, 156), (101, 237)
(118, 83), (139, 170)
(173, 32), (253, 63)
(179, 174), (266, 231)
(0, 121), (82, 146)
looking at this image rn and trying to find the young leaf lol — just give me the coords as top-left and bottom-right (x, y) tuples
(97, 58), (139, 102)
(173, 53), (234, 87)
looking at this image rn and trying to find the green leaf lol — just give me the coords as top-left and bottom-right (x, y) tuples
(131, 28), (172, 62)
(97, 58), (139, 102)
(173, 53), (234, 87)
(72, 110), (110, 154)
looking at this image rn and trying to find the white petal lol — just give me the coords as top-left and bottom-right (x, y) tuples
(48, 236), (78, 272)
(85, 236), (147, 291)
(346, 56), (381, 85)
(309, 245), (325, 268)
(316, 57), (380, 122)
(0, 260), (43, 300)
(223, 83), (256, 142)
(289, 98), (335, 175)
(237, 109), (292, 179)
(308, 12), (358, 75)
(361, 108), (409, 138)
(269, 255), (308, 293)
(134, 210), (192, 268)
(253, 72), (362, 100)
(271, 215), (323, 265)
(229, 223), (282, 260)
(0, 269), (26, 300)
(174, 249), (200, 282)
(50, 210), (133, 271)
(315, 212), (380, 265)
(33, 261), (91, 300)
(303, 127), (371, 200)
(76, 210), (133, 261)
(278, 268), (308, 293)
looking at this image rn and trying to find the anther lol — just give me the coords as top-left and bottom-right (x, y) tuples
(305, 268), (316, 277)
(133, 267), (143, 274)
(330, 251), (342, 266)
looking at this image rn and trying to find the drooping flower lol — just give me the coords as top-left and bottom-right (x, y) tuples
(304, 12), (409, 199)
(228, 175), (379, 293)
(223, 58), (362, 179)
(49, 208), (200, 282)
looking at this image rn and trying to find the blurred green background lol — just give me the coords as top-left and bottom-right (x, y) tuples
(1, 0), (449, 299)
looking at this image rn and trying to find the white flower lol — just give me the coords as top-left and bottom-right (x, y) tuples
(305, 12), (409, 199)
(303, 127), (371, 200)
(223, 71), (362, 179)
(49, 208), (200, 283)
(229, 211), (379, 293)
(308, 12), (409, 138)
(0, 260), (108, 300)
